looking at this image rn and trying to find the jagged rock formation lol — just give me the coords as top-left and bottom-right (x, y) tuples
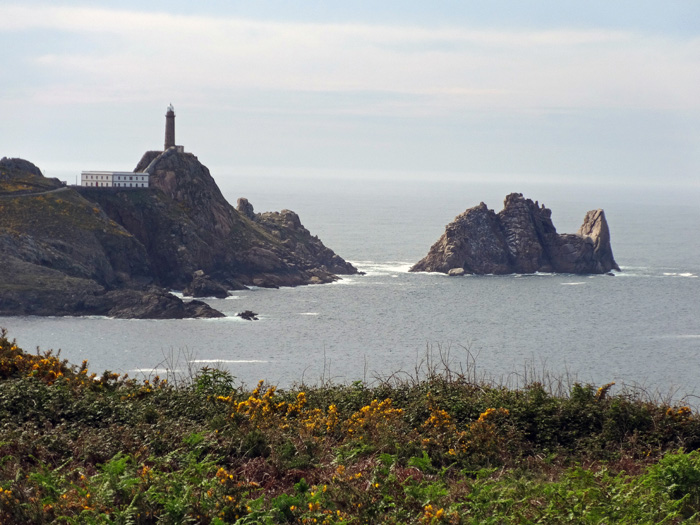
(410, 193), (620, 275)
(182, 271), (232, 299)
(0, 151), (357, 318)
(86, 147), (358, 289)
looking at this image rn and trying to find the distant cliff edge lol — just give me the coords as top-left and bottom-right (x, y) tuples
(410, 193), (620, 275)
(0, 153), (357, 319)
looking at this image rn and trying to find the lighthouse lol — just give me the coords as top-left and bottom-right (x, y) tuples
(164, 103), (175, 150)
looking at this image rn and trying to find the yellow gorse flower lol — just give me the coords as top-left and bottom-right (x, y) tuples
(477, 407), (509, 422)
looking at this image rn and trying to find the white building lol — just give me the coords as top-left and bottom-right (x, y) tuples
(80, 171), (149, 188)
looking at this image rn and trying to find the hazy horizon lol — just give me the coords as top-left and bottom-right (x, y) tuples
(2, 2), (698, 191)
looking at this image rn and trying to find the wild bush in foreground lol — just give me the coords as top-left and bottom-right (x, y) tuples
(0, 328), (699, 523)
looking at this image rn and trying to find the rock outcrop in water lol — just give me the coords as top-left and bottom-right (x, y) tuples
(410, 193), (620, 275)
(87, 147), (358, 289)
(0, 151), (357, 318)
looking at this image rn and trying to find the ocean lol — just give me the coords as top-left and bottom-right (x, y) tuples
(2, 173), (699, 401)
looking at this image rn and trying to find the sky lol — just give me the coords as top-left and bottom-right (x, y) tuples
(1, 1), (699, 189)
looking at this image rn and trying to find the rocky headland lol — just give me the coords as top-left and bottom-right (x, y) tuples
(410, 193), (620, 275)
(0, 153), (357, 318)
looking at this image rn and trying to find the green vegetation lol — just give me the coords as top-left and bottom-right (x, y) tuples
(1, 328), (699, 523)
(0, 167), (62, 195)
(0, 189), (129, 239)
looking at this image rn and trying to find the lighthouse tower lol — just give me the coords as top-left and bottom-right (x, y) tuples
(164, 104), (175, 150)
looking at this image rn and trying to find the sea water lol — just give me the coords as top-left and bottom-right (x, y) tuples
(2, 175), (699, 400)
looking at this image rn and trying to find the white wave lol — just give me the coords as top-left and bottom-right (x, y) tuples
(131, 368), (172, 374)
(352, 260), (413, 276)
(330, 276), (360, 285)
(662, 272), (698, 278)
(299, 312), (319, 316)
(224, 295), (241, 300)
(561, 282), (586, 286)
(653, 334), (700, 340)
(199, 316), (252, 322)
(190, 359), (268, 364)
(614, 267), (653, 277)
(169, 291), (184, 298)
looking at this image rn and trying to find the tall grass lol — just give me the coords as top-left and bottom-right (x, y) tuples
(1, 327), (699, 523)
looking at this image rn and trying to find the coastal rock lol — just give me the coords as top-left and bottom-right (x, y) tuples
(236, 197), (256, 220)
(237, 310), (259, 321)
(0, 259), (223, 319)
(1, 152), (356, 318)
(0, 159), (226, 318)
(104, 288), (224, 319)
(87, 149), (358, 289)
(410, 193), (620, 275)
(409, 202), (511, 274)
(182, 272), (230, 299)
(577, 209), (618, 274)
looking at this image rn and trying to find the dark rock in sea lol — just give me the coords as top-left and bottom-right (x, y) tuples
(104, 287), (224, 319)
(237, 310), (259, 321)
(183, 271), (231, 299)
(410, 193), (620, 275)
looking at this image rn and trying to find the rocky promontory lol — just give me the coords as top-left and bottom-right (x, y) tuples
(0, 151), (357, 318)
(410, 193), (620, 275)
(86, 148), (358, 289)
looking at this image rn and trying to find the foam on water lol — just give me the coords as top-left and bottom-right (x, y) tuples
(352, 261), (413, 276)
(199, 316), (249, 322)
(329, 276), (360, 286)
(131, 368), (172, 374)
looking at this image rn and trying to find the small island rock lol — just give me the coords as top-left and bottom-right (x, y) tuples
(411, 193), (620, 275)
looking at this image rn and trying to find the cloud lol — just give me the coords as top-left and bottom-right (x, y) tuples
(2, 4), (699, 115)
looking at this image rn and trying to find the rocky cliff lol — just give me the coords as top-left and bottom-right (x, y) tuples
(410, 193), (620, 275)
(85, 148), (358, 289)
(0, 157), (222, 318)
(0, 150), (357, 318)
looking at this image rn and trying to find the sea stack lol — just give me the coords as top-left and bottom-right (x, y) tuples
(410, 193), (620, 275)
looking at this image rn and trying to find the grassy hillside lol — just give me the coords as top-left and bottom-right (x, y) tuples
(0, 329), (699, 523)
(0, 163), (63, 195)
(0, 189), (130, 240)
